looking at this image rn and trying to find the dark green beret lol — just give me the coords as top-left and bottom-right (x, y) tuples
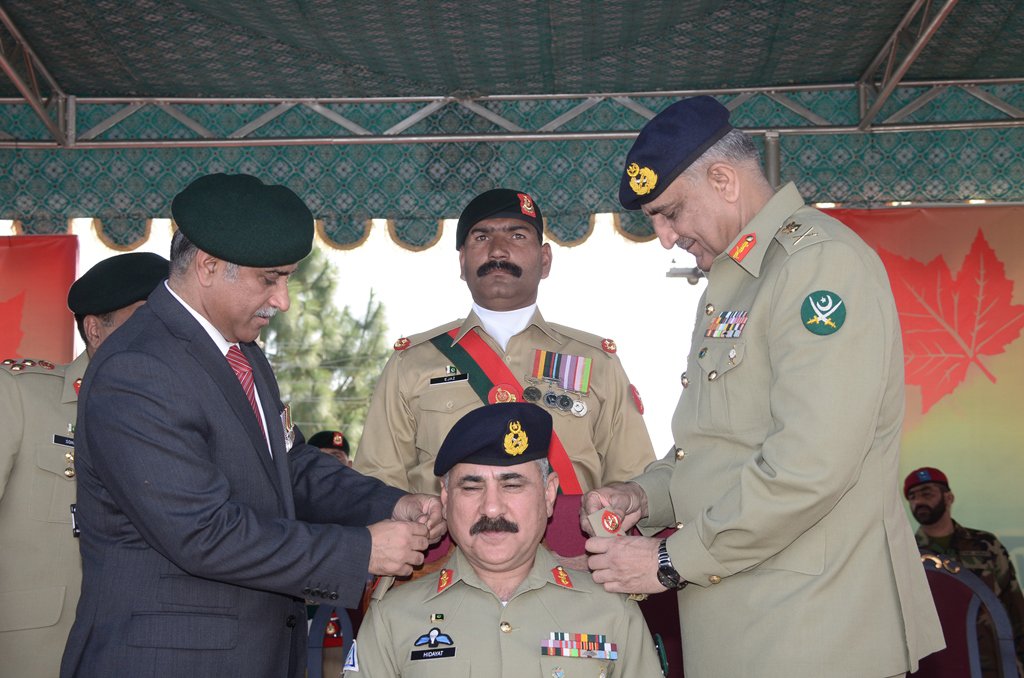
(434, 402), (552, 476)
(67, 252), (169, 316)
(171, 173), (314, 267)
(307, 430), (350, 455)
(455, 188), (543, 249)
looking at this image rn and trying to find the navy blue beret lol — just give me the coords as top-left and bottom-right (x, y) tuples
(455, 188), (543, 249)
(434, 402), (552, 476)
(171, 173), (314, 267)
(67, 252), (168, 316)
(619, 96), (733, 210)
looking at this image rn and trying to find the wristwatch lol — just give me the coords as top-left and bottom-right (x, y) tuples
(657, 539), (687, 590)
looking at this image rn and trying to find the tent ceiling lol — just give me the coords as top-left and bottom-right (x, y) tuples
(2, 0), (1023, 149)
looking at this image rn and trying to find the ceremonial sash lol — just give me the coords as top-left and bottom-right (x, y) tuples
(429, 328), (584, 494)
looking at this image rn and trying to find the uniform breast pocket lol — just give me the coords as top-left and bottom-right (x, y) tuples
(33, 444), (76, 523)
(694, 341), (746, 432)
(539, 654), (615, 677)
(415, 388), (479, 455)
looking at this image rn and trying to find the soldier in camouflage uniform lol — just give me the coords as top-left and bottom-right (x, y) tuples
(906, 467), (1024, 677)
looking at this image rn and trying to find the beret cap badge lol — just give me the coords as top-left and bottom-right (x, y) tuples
(626, 163), (658, 197)
(503, 420), (529, 457)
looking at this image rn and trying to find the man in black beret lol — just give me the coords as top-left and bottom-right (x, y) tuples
(61, 173), (445, 678)
(356, 187), (655, 504)
(348, 402), (663, 677)
(308, 429), (352, 467)
(1, 252), (167, 678)
(582, 96), (945, 677)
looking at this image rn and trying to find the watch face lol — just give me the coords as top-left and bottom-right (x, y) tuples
(657, 567), (681, 590)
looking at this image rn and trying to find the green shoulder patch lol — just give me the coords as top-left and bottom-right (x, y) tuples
(801, 290), (845, 335)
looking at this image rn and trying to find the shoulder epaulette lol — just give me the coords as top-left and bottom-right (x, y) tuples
(774, 207), (837, 256)
(392, 319), (464, 352)
(370, 575), (396, 601)
(546, 323), (618, 357)
(1, 358), (65, 376)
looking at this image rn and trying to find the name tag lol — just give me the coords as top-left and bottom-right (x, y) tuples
(411, 647), (456, 660)
(429, 374), (468, 385)
(52, 434), (74, 448)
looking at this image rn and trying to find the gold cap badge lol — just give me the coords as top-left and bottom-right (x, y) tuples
(626, 162), (658, 197)
(503, 420), (529, 456)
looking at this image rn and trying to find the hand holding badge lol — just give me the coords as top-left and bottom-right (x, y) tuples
(587, 508), (623, 537)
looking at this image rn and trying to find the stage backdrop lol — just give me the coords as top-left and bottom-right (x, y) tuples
(0, 235), (77, 363)
(833, 205), (1024, 573)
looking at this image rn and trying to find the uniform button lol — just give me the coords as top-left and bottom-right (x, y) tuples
(64, 468), (75, 478)
(499, 621), (512, 633)
(708, 575), (721, 585)
(680, 372), (689, 388)
(285, 615), (298, 628)
(329, 592), (338, 601)
(674, 448), (686, 461)
(65, 452), (75, 462)
(708, 370), (718, 381)
(302, 587), (312, 595)
(705, 303), (715, 316)
(675, 522), (685, 529)
(698, 347), (707, 359)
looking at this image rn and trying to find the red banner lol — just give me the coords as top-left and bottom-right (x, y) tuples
(0, 235), (78, 363)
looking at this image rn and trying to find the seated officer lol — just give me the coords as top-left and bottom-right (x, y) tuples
(308, 429), (353, 467)
(345, 402), (662, 677)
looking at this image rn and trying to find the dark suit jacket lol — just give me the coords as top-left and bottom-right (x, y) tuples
(61, 284), (405, 678)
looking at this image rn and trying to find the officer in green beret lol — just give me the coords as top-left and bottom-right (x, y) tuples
(347, 402), (663, 678)
(61, 173), (445, 678)
(581, 96), (945, 677)
(356, 187), (656, 498)
(0, 252), (167, 678)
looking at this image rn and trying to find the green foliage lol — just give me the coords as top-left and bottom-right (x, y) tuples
(262, 247), (388, 452)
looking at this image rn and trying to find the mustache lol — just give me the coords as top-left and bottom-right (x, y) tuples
(469, 516), (519, 535)
(476, 260), (523, 278)
(255, 307), (278, 319)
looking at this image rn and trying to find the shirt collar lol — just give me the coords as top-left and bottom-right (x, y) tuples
(714, 181), (805, 278)
(165, 280), (236, 356)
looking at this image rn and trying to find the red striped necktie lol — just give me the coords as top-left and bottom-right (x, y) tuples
(226, 345), (264, 432)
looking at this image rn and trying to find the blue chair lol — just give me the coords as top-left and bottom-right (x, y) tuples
(911, 551), (1018, 678)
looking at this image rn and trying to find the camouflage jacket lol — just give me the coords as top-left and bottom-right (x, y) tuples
(917, 521), (1024, 675)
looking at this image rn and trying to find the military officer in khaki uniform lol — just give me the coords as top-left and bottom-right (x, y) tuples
(347, 402), (663, 678)
(0, 252), (168, 678)
(581, 96), (945, 677)
(356, 188), (655, 496)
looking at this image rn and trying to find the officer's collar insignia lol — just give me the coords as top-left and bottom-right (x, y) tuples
(414, 627), (455, 648)
(518, 192), (537, 217)
(73, 378), (83, 395)
(393, 337), (411, 351)
(551, 565), (574, 589)
(601, 338), (617, 354)
(503, 420), (528, 456)
(437, 568), (454, 593)
(626, 162), (658, 196)
(729, 233), (757, 263)
(801, 290), (846, 335)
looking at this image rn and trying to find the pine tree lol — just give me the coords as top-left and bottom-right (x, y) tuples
(262, 246), (389, 453)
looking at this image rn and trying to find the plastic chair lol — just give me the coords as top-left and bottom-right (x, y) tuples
(911, 551), (1018, 678)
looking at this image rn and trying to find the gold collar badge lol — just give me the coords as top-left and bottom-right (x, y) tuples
(626, 162), (658, 196)
(503, 420), (529, 456)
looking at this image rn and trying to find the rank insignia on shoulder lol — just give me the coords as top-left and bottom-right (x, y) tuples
(437, 568), (454, 593)
(728, 233), (757, 262)
(601, 338), (617, 354)
(801, 290), (846, 335)
(780, 220), (801, 234)
(393, 337), (411, 351)
(552, 566), (574, 589)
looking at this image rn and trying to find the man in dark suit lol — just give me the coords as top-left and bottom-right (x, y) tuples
(60, 174), (445, 678)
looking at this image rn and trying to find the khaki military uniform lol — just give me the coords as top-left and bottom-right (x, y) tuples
(0, 352), (88, 677)
(346, 545), (663, 678)
(356, 309), (655, 494)
(631, 183), (944, 677)
(917, 521), (1024, 675)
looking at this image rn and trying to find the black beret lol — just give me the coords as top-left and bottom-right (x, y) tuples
(171, 173), (314, 267)
(455, 188), (543, 249)
(67, 252), (169, 316)
(434, 402), (552, 476)
(307, 430), (350, 455)
(619, 96), (733, 210)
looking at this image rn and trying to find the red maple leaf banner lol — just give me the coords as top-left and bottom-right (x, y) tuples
(878, 229), (1024, 413)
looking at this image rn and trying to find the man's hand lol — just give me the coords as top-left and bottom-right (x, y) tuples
(585, 534), (664, 594)
(580, 482), (648, 535)
(391, 493), (447, 542)
(367, 520), (430, 576)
